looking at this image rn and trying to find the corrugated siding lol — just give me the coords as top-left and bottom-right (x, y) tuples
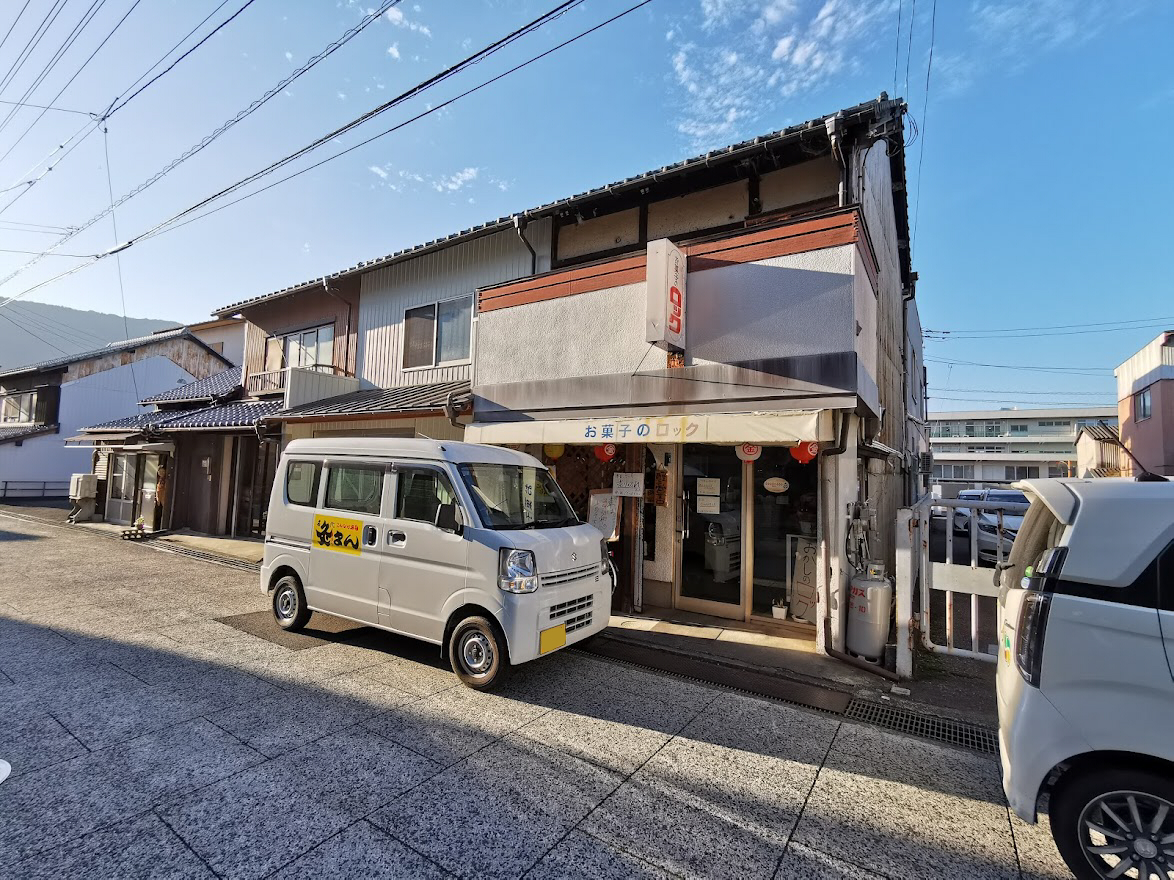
(284, 369), (361, 409)
(358, 222), (551, 389)
(282, 416), (464, 446)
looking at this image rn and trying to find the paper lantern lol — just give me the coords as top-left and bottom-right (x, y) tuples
(543, 444), (565, 460)
(594, 443), (617, 462)
(790, 441), (819, 464)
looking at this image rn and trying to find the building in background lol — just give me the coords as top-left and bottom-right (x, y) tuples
(928, 406), (1118, 495)
(1075, 422), (1124, 477)
(0, 329), (231, 499)
(1116, 331), (1174, 477)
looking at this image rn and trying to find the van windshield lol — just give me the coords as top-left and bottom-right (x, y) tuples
(457, 463), (579, 530)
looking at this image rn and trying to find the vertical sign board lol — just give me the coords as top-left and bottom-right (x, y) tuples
(646, 239), (686, 351)
(588, 490), (620, 541)
(791, 536), (819, 623)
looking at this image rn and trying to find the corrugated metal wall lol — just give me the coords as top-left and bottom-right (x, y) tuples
(282, 416), (464, 445)
(357, 221), (551, 389)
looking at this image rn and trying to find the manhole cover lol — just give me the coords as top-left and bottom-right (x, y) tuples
(0, 759), (11, 785)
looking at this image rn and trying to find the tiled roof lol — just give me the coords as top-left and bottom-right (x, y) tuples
(214, 97), (905, 316)
(83, 410), (184, 432)
(0, 423), (57, 445)
(158, 400), (283, 430)
(276, 380), (470, 420)
(0, 328), (231, 380)
(140, 366), (243, 404)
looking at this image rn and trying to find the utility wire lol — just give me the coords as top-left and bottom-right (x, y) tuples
(0, 0), (71, 99)
(0, 0), (652, 310)
(0, 96), (91, 115)
(926, 315), (1174, 335)
(0, 246), (89, 256)
(0, 305), (71, 354)
(903, 0), (916, 97)
(931, 388), (1114, 396)
(8, 299), (109, 345)
(930, 396), (1118, 406)
(102, 122), (136, 398)
(892, 0), (902, 95)
(0, 2), (34, 60)
(926, 322), (1169, 340)
(925, 357), (1112, 376)
(911, 0), (935, 249)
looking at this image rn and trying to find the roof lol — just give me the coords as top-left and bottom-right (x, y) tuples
(275, 380), (470, 421)
(140, 366), (243, 404)
(157, 400), (283, 430)
(0, 327), (232, 380)
(214, 96), (908, 317)
(83, 410), (186, 432)
(929, 407), (1118, 421)
(0, 423), (57, 445)
(284, 436), (542, 467)
(1076, 422), (1120, 443)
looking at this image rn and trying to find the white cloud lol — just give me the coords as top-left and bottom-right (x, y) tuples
(337, 91), (347, 100)
(387, 42), (400, 59)
(284, 50), (293, 61)
(432, 167), (479, 192)
(386, 6), (432, 37)
(369, 165), (389, 179)
(968, 0), (1147, 66)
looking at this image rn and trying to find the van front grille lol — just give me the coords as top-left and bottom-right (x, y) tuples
(564, 610), (593, 634)
(541, 562), (599, 588)
(550, 595), (593, 622)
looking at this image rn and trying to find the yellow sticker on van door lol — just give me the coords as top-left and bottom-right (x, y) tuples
(313, 515), (363, 555)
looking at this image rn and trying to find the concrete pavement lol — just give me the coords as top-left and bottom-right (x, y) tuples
(0, 513), (1071, 879)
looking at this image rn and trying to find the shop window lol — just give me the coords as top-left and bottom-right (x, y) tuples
(325, 465), (383, 515)
(396, 468), (457, 523)
(286, 461), (321, 506)
(403, 295), (472, 368)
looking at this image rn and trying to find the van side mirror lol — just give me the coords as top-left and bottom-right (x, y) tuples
(435, 502), (462, 534)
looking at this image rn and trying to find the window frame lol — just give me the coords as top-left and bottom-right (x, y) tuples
(264, 322), (336, 373)
(1136, 387), (1153, 422)
(0, 390), (36, 423)
(323, 462), (385, 516)
(402, 294), (474, 371)
(393, 464), (463, 526)
(285, 460), (322, 508)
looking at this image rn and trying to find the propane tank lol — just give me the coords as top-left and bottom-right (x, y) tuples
(846, 560), (893, 663)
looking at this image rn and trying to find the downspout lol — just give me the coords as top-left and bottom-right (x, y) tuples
(514, 216), (536, 275)
(320, 277), (353, 377)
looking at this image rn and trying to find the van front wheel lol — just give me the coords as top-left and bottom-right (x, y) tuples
(272, 574), (311, 632)
(449, 616), (509, 691)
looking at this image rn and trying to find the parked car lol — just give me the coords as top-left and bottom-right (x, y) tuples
(952, 488), (1029, 564)
(996, 477), (1174, 880)
(262, 438), (612, 690)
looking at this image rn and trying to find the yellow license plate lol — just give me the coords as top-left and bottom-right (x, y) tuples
(539, 624), (567, 654)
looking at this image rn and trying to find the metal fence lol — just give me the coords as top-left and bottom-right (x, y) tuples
(0, 480), (70, 499)
(895, 495), (1028, 677)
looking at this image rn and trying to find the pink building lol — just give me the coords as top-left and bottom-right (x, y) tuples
(1116, 331), (1174, 476)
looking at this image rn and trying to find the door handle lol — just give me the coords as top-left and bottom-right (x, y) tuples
(387, 530), (407, 547)
(363, 525), (378, 546)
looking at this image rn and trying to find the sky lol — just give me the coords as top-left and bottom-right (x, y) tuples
(0, 0), (1169, 412)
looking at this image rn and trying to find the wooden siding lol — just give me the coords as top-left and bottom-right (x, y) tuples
(239, 274), (360, 383)
(63, 338), (225, 383)
(357, 221), (551, 388)
(480, 210), (865, 313)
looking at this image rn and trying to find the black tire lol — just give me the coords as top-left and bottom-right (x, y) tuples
(1049, 765), (1174, 880)
(448, 615), (510, 691)
(271, 573), (311, 632)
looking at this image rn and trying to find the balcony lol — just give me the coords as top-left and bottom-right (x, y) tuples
(244, 365), (360, 410)
(246, 364), (345, 397)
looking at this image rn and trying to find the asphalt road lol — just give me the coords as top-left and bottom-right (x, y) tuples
(0, 512), (1070, 879)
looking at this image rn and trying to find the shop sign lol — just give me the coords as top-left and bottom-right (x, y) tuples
(612, 472), (645, 497)
(313, 514), (362, 555)
(763, 477), (790, 493)
(735, 442), (762, 462)
(646, 238), (686, 351)
(580, 415), (703, 442)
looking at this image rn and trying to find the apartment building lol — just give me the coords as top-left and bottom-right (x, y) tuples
(928, 406), (1118, 494)
(1116, 331), (1174, 477)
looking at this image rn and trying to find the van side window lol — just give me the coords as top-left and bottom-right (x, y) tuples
(396, 468), (457, 524)
(286, 461), (321, 506)
(325, 465), (383, 515)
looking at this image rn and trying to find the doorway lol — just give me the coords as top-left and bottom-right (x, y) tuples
(106, 453), (138, 525)
(749, 447), (819, 625)
(676, 444), (743, 619)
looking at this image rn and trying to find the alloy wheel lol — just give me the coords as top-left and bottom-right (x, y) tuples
(1078, 790), (1174, 879)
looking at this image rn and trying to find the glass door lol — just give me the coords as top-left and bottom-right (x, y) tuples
(677, 444), (743, 619)
(106, 453), (138, 525)
(751, 447), (819, 624)
(139, 455), (160, 530)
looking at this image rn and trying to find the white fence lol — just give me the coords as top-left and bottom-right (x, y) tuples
(895, 495), (1028, 678)
(0, 480), (69, 498)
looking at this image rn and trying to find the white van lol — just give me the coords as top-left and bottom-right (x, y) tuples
(996, 477), (1174, 880)
(261, 438), (612, 689)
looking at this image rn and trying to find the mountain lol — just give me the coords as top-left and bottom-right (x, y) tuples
(0, 300), (182, 371)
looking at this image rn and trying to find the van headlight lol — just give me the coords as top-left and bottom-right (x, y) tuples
(600, 538), (609, 574)
(499, 548), (538, 594)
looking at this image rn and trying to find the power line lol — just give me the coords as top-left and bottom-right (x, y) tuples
(925, 315), (1174, 335)
(911, 0), (935, 249)
(0, 0), (400, 282)
(892, 0), (902, 95)
(903, 0), (916, 97)
(0, 0), (652, 310)
(930, 396), (1119, 407)
(0, 0), (71, 99)
(102, 123), (136, 398)
(0, 2), (35, 61)
(930, 387), (1114, 396)
(0, 96), (91, 115)
(7, 299), (108, 346)
(0, 246), (89, 256)
(0, 304), (70, 354)
(925, 356), (1112, 376)
(926, 322), (1171, 340)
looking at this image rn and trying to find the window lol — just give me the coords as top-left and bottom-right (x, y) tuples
(403, 295), (472, 368)
(1005, 466), (1039, 480)
(396, 468), (458, 524)
(458, 463), (578, 530)
(934, 464), (974, 480)
(1048, 465), (1068, 478)
(1037, 420), (1072, 428)
(1010, 424), (1028, 435)
(1, 391), (35, 423)
(1136, 388), (1152, 421)
(286, 461), (321, 506)
(264, 324), (335, 372)
(325, 465), (383, 515)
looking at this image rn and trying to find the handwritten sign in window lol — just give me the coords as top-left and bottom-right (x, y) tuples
(612, 473), (644, 497)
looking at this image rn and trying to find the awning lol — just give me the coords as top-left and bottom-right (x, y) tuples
(463, 410), (833, 445)
(65, 432), (137, 446)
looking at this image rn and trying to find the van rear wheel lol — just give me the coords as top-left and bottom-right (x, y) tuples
(449, 616), (509, 691)
(272, 574), (311, 632)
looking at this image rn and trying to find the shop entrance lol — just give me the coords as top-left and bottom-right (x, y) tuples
(677, 444), (744, 619)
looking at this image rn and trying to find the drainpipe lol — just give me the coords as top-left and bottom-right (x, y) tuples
(514, 215), (537, 275)
(443, 391), (466, 430)
(320, 277), (352, 377)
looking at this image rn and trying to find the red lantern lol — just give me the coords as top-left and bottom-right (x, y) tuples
(790, 441), (819, 464)
(594, 443), (616, 462)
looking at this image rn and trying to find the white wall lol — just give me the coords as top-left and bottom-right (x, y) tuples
(358, 222), (552, 389)
(192, 323), (245, 366)
(0, 356), (195, 486)
(284, 368), (360, 409)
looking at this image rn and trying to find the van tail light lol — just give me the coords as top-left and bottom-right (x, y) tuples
(1014, 591), (1051, 688)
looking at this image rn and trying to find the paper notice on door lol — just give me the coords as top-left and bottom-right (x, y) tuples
(696, 477), (720, 496)
(695, 494), (720, 514)
(791, 536), (819, 622)
(612, 472), (644, 497)
(588, 490), (620, 541)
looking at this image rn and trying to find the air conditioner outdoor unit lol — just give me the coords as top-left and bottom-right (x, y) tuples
(917, 453), (933, 475)
(69, 472), (97, 500)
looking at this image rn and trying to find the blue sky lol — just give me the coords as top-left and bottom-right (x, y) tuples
(0, 0), (1169, 411)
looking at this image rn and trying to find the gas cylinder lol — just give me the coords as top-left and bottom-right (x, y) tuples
(846, 561), (893, 663)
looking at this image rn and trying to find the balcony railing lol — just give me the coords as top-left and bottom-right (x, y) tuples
(245, 364), (347, 396)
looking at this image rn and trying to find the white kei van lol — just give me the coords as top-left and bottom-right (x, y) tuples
(261, 438), (612, 689)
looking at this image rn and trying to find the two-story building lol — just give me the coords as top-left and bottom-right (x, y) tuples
(0, 329), (231, 500)
(928, 406), (1119, 494)
(1116, 331), (1174, 477)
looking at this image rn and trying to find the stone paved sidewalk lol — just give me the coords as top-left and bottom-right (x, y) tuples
(0, 513), (1071, 879)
